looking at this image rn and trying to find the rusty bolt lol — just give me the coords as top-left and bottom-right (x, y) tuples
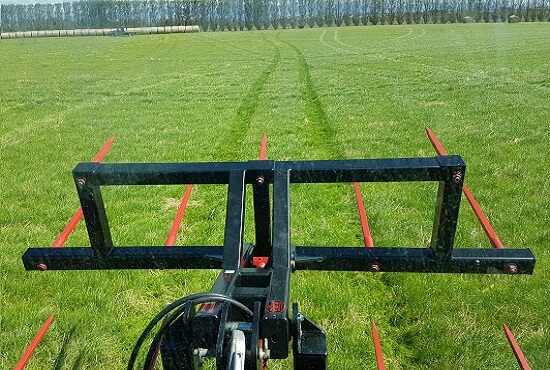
(256, 176), (265, 185)
(76, 178), (86, 188)
(369, 263), (381, 272)
(37, 263), (48, 271)
(506, 264), (518, 274)
(452, 172), (463, 183)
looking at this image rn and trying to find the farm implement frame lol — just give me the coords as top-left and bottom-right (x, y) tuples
(21, 130), (535, 369)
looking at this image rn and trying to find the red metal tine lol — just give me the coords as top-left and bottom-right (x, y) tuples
(165, 184), (193, 246)
(167, 134), (267, 248)
(353, 182), (374, 248)
(371, 322), (386, 370)
(91, 136), (115, 162)
(14, 314), (55, 370)
(259, 133), (267, 160)
(503, 324), (532, 370)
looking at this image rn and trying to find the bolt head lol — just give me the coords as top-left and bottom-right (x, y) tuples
(507, 264), (518, 274)
(76, 178), (86, 188)
(369, 263), (381, 272)
(452, 172), (463, 183)
(256, 176), (265, 185)
(37, 263), (47, 271)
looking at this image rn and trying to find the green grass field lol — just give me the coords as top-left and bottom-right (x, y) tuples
(1, 23), (549, 369)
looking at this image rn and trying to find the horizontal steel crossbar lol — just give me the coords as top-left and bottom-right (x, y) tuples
(293, 247), (535, 274)
(72, 156), (464, 185)
(22, 246), (535, 274)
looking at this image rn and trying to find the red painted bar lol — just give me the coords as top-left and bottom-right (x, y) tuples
(14, 314), (55, 370)
(52, 137), (115, 248)
(371, 322), (386, 370)
(425, 127), (504, 249)
(461, 186), (504, 248)
(259, 133), (267, 160)
(353, 182), (374, 248)
(165, 184), (193, 246)
(503, 324), (532, 370)
(252, 133), (270, 268)
(425, 126), (449, 156)
(51, 208), (84, 248)
(91, 136), (115, 162)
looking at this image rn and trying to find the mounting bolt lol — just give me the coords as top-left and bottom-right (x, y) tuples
(369, 263), (381, 272)
(37, 263), (48, 271)
(156, 261), (167, 270)
(452, 172), (463, 183)
(76, 178), (86, 188)
(506, 264), (518, 274)
(256, 176), (265, 185)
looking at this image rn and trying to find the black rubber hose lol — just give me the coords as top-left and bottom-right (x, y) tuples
(143, 295), (254, 369)
(127, 292), (253, 370)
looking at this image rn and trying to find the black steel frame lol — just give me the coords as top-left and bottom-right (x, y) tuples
(22, 156), (535, 368)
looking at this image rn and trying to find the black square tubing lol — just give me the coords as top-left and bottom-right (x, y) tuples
(22, 156), (534, 275)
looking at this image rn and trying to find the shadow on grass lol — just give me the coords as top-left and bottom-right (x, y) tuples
(54, 327), (85, 370)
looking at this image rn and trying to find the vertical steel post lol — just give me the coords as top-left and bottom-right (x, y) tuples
(253, 135), (272, 256)
(263, 168), (291, 359)
(430, 156), (465, 263)
(52, 136), (115, 248)
(222, 171), (246, 270)
(426, 127), (504, 249)
(73, 163), (113, 257)
(252, 180), (271, 255)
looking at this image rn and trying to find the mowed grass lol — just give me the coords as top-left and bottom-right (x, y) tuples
(1, 22), (549, 369)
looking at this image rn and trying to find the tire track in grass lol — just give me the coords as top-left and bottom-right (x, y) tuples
(396, 26), (414, 39)
(285, 32), (429, 368)
(331, 27), (549, 95)
(278, 36), (343, 159)
(278, 35), (413, 368)
(193, 32), (269, 58)
(327, 28), (417, 56)
(221, 37), (281, 160)
(318, 29), (351, 54)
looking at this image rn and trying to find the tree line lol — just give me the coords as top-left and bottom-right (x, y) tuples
(1, 0), (549, 33)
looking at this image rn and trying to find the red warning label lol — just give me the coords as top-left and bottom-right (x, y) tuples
(266, 300), (285, 314)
